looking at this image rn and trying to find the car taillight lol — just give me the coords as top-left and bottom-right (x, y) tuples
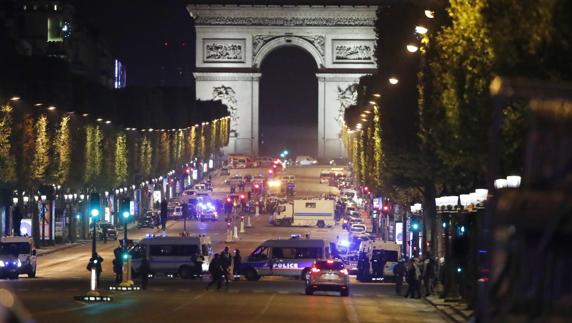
(311, 267), (320, 273)
(340, 269), (349, 275)
(326, 259), (334, 264)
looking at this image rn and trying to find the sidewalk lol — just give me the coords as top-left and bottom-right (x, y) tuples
(424, 295), (474, 323)
(36, 241), (87, 257)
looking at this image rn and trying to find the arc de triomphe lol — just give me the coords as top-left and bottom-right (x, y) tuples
(187, 5), (377, 158)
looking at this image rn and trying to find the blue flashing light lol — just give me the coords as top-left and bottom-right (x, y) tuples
(338, 240), (350, 247)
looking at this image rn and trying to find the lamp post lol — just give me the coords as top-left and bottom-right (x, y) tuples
(119, 203), (134, 288)
(40, 195), (47, 242)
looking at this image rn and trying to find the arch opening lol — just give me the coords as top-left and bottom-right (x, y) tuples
(259, 46), (318, 157)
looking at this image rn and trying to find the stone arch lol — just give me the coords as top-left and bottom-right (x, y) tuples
(253, 36), (325, 69)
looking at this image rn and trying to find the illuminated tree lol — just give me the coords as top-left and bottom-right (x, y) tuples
(140, 135), (152, 178)
(158, 132), (170, 173)
(0, 104), (17, 184)
(199, 125), (207, 158)
(372, 105), (383, 193)
(19, 115), (35, 187)
(190, 126), (197, 159)
(31, 115), (50, 184)
(210, 120), (218, 153)
(174, 130), (184, 165)
(52, 115), (71, 185)
(114, 133), (128, 187)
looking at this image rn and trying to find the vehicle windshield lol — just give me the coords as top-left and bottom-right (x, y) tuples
(315, 261), (345, 270)
(0, 242), (30, 255)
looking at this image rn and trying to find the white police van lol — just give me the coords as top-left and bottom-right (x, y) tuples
(0, 237), (37, 278)
(130, 235), (212, 279)
(239, 238), (330, 281)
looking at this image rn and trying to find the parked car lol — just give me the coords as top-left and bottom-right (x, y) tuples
(89, 222), (118, 240)
(296, 156), (318, 166)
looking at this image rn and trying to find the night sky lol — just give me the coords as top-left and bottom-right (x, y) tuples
(79, 0), (381, 157)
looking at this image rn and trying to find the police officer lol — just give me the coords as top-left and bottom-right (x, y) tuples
(232, 249), (241, 281)
(220, 247), (231, 284)
(357, 251), (369, 282)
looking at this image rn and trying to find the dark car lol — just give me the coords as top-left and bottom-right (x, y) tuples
(305, 260), (350, 296)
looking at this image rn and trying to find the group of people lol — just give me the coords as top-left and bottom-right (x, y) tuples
(393, 254), (437, 298)
(206, 247), (242, 290)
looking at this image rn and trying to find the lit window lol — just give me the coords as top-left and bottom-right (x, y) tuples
(23, 5), (27, 10)
(47, 17), (63, 42)
(54, 4), (58, 11)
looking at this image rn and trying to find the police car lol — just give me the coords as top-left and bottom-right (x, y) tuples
(239, 238), (330, 281)
(0, 237), (37, 279)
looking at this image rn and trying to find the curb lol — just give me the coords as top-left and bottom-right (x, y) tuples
(36, 242), (86, 257)
(424, 296), (473, 323)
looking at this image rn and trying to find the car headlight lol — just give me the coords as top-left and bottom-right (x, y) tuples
(0, 260), (4, 267)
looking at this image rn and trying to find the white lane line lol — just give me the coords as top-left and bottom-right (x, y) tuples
(342, 297), (359, 323)
(172, 291), (206, 312)
(254, 293), (276, 321)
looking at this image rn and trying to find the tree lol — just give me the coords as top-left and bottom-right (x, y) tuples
(0, 104), (17, 185)
(31, 115), (50, 184)
(139, 135), (152, 179)
(114, 133), (128, 187)
(52, 115), (71, 186)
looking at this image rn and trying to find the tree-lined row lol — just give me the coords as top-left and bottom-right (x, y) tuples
(344, 0), (572, 230)
(0, 99), (230, 192)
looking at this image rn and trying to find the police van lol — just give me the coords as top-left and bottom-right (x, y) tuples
(359, 240), (401, 280)
(239, 238), (330, 281)
(0, 237), (37, 278)
(130, 235), (212, 279)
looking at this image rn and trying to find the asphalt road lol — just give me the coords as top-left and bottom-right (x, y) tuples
(3, 165), (447, 323)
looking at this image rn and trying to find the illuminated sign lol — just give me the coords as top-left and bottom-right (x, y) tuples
(273, 262), (298, 269)
(395, 222), (403, 245)
(208, 159), (214, 169)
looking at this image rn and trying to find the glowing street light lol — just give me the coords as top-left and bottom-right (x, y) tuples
(47, 106), (56, 111)
(424, 10), (435, 19)
(415, 25), (428, 35)
(389, 77), (399, 85)
(10, 96), (20, 101)
(406, 44), (419, 53)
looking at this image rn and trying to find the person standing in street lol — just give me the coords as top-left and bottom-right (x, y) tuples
(160, 199), (168, 232)
(206, 253), (223, 290)
(393, 259), (406, 295)
(140, 257), (150, 290)
(13, 205), (23, 236)
(422, 253), (435, 296)
(232, 249), (241, 281)
(404, 258), (421, 298)
(220, 246), (231, 285)
(112, 255), (123, 283)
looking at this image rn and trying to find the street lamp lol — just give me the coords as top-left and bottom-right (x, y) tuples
(40, 195), (47, 241)
(424, 10), (435, 19)
(415, 25), (428, 35)
(406, 44), (419, 53)
(388, 77), (399, 85)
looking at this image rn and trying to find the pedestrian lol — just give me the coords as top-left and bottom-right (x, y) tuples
(13, 205), (23, 236)
(393, 259), (406, 295)
(232, 249), (241, 281)
(102, 224), (108, 244)
(112, 255), (123, 284)
(87, 253), (104, 287)
(206, 253), (224, 290)
(404, 259), (421, 298)
(192, 251), (203, 278)
(220, 247), (231, 284)
(140, 257), (150, 290)
(357, 251), (370, 282)
(160, 199), (168, 232)
(371, 252), (382, 279)
(422, 254), (435, 296)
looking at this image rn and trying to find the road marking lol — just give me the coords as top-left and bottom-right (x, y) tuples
(172, 291), (206, 312)
(342, 297), (359, 323)
(254, 293), (276, 321)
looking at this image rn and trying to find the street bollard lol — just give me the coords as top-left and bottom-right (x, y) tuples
(233, 225), (239, 240)
(246, 214), (252, 228)
(240, 217), (245, 233)
(255, 206), (260, 217)
(226, 227), (233, 242)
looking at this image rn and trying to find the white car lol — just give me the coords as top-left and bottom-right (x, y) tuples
(295, 156), (318, 166)
(0, 237), (37, 278)
(349, 224), (367, 234)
